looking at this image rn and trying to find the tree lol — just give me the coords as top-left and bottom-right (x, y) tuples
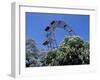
(42, 49), (58, 66)
(43, 36), (90, 66)
(26, 38), (43, 67)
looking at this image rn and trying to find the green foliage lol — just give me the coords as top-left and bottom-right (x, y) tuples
(26, 36), (90, 67)
(43, 36), (90, 66)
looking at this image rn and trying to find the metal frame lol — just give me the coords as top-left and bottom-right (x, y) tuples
(43, 20), (76, 50)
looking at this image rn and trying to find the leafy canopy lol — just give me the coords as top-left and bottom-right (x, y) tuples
(43, 36), (89, 66)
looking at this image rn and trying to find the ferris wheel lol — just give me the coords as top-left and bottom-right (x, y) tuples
(43, 20), (76, 50)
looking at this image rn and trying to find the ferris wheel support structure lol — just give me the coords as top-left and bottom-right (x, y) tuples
(43, 20), (76, 50)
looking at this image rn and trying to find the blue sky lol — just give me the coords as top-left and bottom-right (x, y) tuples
(26, 12), (89, 50)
